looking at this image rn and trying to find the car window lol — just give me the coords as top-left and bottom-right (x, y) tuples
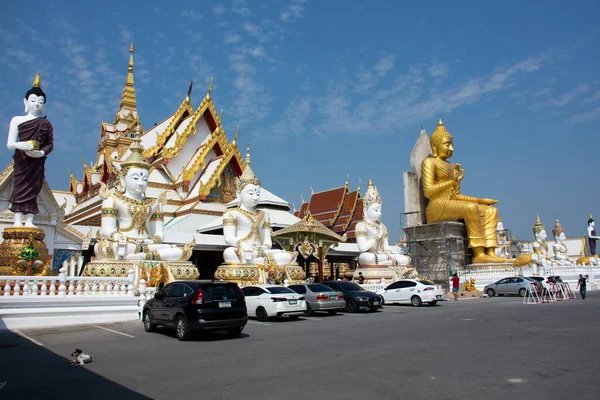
(417, 280), (435, 286)
(170, 283), (185, 298)
(336, 282), (363, 291)
(386, 282), (402, 290)
(514, 278), (523, 283)
(405, 281), (417, 287)
(497, 278), (509, 284)
(163, 283), (177, 297)
(267, 287), (295, 294)
(182, 284), (194, 297)
(323, 282), (338, 290)
(242, 287), (261, 296)
(307, 284), (333, 292)
(289, 285), (306, 294)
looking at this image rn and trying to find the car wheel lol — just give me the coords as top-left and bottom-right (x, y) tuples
(256, 306), (269, 322)
(143, 310), (156, 332)
(304, 303), (313, 316)
(327, 310), (338, 315)
(227, 327), (243, 338)
(486, 288), (495, 297)
(176, 315), (191, 341)
(428, 301), (437, 306)
(346, 300), (358, 313)
(411, 296), (422, 307)
(519, 288), (527, 297)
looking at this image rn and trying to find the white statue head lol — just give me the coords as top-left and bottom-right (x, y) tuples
(123, 167), (149, 198)
(536, 229), (547, 242)
(236, 144), (261, 210)
(238, 183), (261, 211)
(117, 129), (150, 197)
(24, 73), (46, 117)
(589, 215), (595, 227)
(363, 179), (382, 219)
(496, 219), (504, 231)
(366, 203), (382, 223)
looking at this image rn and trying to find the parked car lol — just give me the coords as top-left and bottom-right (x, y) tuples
(242, 285), (306, 321)
(378, 279), (444, 306)
(142, 280), (247, 341)
(321, 281), (382, 312)
(484, 277), (536, 297)
(288, 283), (346, 315)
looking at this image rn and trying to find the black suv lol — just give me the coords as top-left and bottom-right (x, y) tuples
(321, 281), (382, 312)
(142, 280), (247, 341)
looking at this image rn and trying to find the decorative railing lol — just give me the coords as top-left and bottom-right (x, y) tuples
(0, 267), (135, 297)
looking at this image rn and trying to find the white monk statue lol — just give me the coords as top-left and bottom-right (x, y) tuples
(356, 180), (411, 267)
(587, 215), (600, 256)
(514, 214), (549, 273)
(94, 131), (193, 261)
(222, 145), (297, 266)
(495, 219), (510, 258)
(6, 73), (54, 228)
(551, 219), (571, 265)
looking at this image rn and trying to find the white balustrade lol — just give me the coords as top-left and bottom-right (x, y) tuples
(0, 275), (136, 297)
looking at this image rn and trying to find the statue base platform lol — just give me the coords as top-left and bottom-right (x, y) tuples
(465, 262), (515, 270)
(0, 227), (49, 275)
(353, 265), (417, 284)
(83, 260), (199, 288)
(214, 263), (305, 286)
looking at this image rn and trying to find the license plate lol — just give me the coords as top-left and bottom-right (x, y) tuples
(436, 295), (443, 300)
(373, 300), (380, 305)
(219, 301), (231, 308)
(288, 300), (297, 305)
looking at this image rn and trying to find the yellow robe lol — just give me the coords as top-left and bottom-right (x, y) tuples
(421, 157), (498, 248)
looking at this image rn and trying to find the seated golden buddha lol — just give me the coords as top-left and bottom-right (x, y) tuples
(421, 120), (508, 264)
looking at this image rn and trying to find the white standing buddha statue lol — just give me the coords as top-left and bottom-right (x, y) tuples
(94, 131), (193, 261)
(222, 145), (297, 266)
(356, 180), (412, 267)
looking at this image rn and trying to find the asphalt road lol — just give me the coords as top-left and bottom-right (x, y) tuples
(1, 292), (599, 400)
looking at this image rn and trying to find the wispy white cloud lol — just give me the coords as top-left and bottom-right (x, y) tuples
(538, 82), (594, 107)
(568, 106), (600, 125)
(181, 9), (203, 22)
(213, 5), (226, 16)
(428, 62), (448, 78)
(231, 0), (251, 17)
(583, 89), (600, 104)
(374, 55), (395, 77)
(355, 54), (397, 92)
(224, 32), (241, 44)
(280, 0), (309, 22)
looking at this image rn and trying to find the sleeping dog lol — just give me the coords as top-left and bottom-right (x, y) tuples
(70, 349), (93, 366)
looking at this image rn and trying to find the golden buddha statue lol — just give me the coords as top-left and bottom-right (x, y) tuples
(421, 120), (507, 264)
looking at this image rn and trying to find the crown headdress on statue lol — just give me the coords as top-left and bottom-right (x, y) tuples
(25, 72), (47, 100)
(236, 144), (261, 192)
(532, 213), (545, 236)
(552, 219), (565, 237)
(588, 214), (594, 225)
(363, 179), (382, 210)
(118, 125), (151, 175)
(429, 119), (452, 153)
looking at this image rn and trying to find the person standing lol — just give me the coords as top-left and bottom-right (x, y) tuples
(577, 274), (587, 300)
(451, 273), (460, 301)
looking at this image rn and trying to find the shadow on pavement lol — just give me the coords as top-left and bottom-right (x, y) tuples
(0, 327), (151, 399)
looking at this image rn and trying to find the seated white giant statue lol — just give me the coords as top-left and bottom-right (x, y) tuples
(551, 219), (572, 265)
(356, 180), (411, 267)
(514, 214), (550, 273)
(222, 145), (297, 266)
(94, 132), (193, 261)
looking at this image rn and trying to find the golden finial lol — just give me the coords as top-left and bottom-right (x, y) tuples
(301, 194), (305, 204)
(219, 108), (224, 123)
(533, 213), (544, 235)
(208, 77), (213, 95)
(310, 185), (314, 194)
(187, 80), (193, 99)
(232, 125), (239, 145)
(33, 72), (41, 88)
(590, 214), (593, 220)
(345, 173), (349, 187)
(368, 178), (373, 187)
(245, 143), (252, 165)
(438, 118), (444, 126)
(358, 178), (362, 191)
(129, 40), (135, 53)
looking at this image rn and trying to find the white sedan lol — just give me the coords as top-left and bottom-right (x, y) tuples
(242, 285), (307, 321)
(378, 279), (444, 306)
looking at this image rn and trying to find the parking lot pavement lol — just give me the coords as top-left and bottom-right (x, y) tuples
(2, 293), (599, 400)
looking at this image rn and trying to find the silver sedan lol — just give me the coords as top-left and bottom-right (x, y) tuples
(288, 283), (346, 315)
(484, 277), (537, 297)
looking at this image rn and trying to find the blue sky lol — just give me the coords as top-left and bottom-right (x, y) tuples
(1, 0), (599, 242)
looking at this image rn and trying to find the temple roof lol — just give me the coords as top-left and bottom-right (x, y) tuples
(294, 181), (363, 241)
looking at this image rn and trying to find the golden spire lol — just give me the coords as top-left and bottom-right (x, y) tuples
(33, 72), (41, 88)
(232, 125), (239, 146)
(345, 173), (349, 188)
(438, 118), (443, 126)
(533, 213), (544, 235)
(590, 214), (593, 220)
(118, 40), (137, 112)
(236, 143), (260, 191)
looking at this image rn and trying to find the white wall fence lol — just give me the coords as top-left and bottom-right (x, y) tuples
(455, 265), (599, 292)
